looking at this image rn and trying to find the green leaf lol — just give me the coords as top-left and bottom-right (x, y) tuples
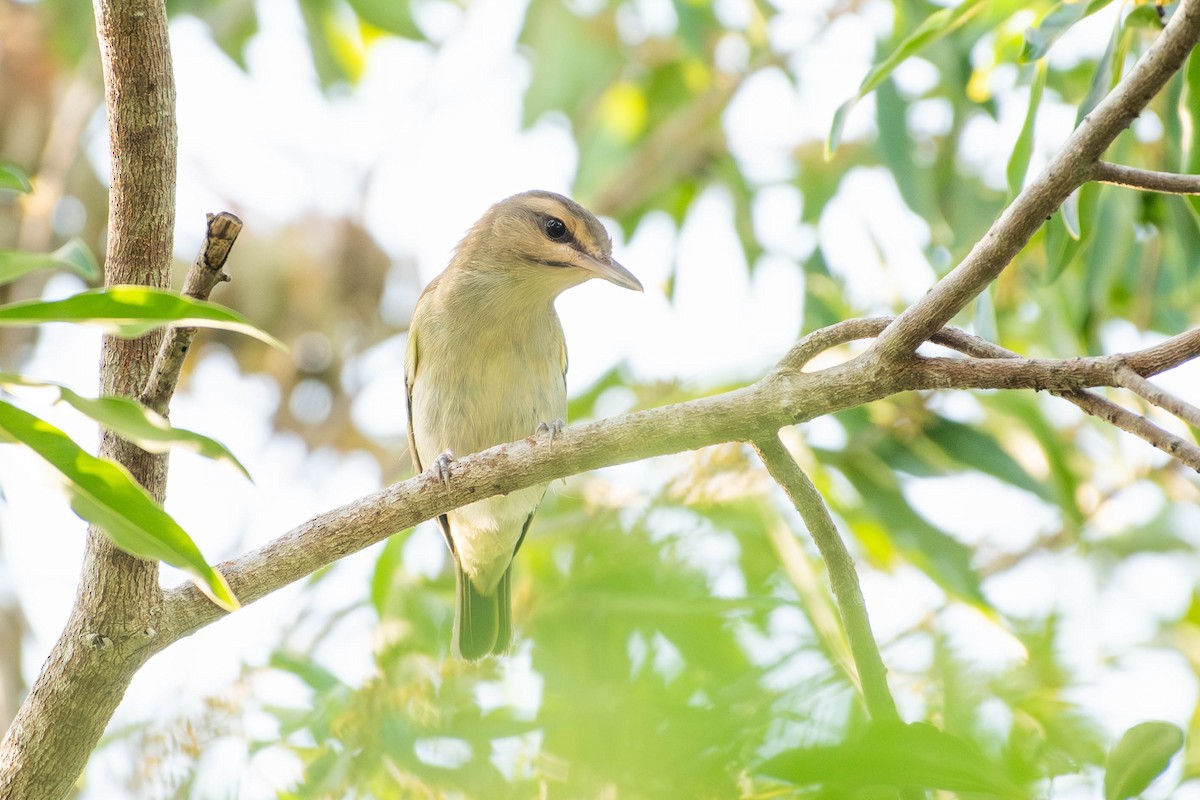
(0, 398), (239, 610)
(827, 97), (858, 159)
(1023, 0), (1116, 62)
(984, 393), (1083, 527)
(828, 0), (986, 156)
(0, 159), (32, 193)
(0, 373), (251, 479)
(1181, 50), (1200, 217)
(759, 721), (1023, 797)
(270, 650), (344, 693)
(1046, 182), (1099, 281)
(1077, 5), (1155, 125)
(0, 286), (285, 349)
(1007, 60), (1047, 199)
(924, 417), (1054, 502)
(1105, 721), (1184, 800)
(0, 238), (101, 287)
(344, 0), (420, 37)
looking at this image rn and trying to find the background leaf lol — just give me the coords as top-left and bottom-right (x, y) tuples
(0, 286), (284, 348)
(0, 159), (32, 193)
(0, 238), (100, 286)
(1104, 721), (1184, 800)
(0, 373), (251, 479)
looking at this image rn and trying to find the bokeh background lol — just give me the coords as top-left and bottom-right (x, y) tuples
(3, 0), (1200, 796)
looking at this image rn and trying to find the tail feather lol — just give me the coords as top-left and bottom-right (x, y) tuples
(453, 562), (513, 660)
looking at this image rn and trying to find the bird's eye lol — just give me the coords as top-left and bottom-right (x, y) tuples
(543, 217), (567, 240)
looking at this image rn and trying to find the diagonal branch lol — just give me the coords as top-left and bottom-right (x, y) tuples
(1093, 161), (1200, 194)
(868, 0), (1200, 362)
(752, 436), (900, 724)
(1112, 362), (1200, 428)
(1060, 386), (1200, 470)
(153, 315), (1200, 651)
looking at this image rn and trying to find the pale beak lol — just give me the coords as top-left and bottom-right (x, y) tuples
(579, 253), (643, 292)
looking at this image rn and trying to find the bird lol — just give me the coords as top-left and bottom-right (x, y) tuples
(404, 190), (643, 660)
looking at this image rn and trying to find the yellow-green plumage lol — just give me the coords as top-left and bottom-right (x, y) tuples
(404, 190), (641, 659)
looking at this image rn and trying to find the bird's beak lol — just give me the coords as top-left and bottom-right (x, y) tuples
(579, 253), (643, 292)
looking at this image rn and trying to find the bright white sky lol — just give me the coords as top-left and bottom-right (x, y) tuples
(2, 0), (1198, 797)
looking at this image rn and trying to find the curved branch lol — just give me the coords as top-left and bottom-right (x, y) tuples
(153, 315), (1200, 650)
(868, 0), (1200, 361)
(1093, 161), (1200, 194)
(752, 436), (900, 724)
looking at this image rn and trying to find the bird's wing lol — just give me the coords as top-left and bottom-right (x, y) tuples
(404, 320), (423, 475)
(405, 285), (456, 556)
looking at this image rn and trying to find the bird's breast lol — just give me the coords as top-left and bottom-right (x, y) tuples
(410, 309), (567, 470)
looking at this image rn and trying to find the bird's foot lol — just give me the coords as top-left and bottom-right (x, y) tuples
(532, 419), (566, 448)
(433, 449), (456, 488)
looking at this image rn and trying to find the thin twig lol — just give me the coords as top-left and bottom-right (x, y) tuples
(751, 435), (901, 724)
(1061, 387), (1200, 470)
(776, 317), (1200, 472)
(1112, 361), (1200, 428)
(140, 212), (242, 414)
(868, 0), (1200, 361)
(1093, 161), (1200, 194)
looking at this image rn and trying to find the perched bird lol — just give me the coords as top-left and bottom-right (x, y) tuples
(405, 190), (642, 659)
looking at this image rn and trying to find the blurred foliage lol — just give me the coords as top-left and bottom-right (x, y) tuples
(3, 0), (1200, 797)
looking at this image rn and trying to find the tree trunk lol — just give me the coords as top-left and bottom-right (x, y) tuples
(0, 0), (176, 795)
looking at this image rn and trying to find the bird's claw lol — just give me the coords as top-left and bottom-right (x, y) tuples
(433, 450), (456, 489)
(534, 419), (566, 448)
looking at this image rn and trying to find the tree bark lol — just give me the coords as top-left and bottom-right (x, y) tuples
(0, 0), (176, 796)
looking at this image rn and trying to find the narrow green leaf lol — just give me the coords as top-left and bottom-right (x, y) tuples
(1105, 721), (1184, 800)
(344, 0), (421, 37)
(1023, 0), (1116, 62)
(984, 393), (1083, 527)
(0, 373), (251, 480)
(1061, 188), (1082, 240)
(826, 97), (858, 159)
(1047, 182), (1099, 281)
(759, 721), (1023, 797)
(1008, 60), (1048, 199)
(0, 160), (32, 193)
(859, 0), (987, 99)
(1181, 50), (1200, 217)
(270, 650), (344, 692)
(925, 417), (1054, 501)
(1080, 10), (1123, 125)
(974, 284), (998, 343)
(0, 286), (285, 349)
(0, 238), (101, 287)
(0, 398), (239, 610)
(828, 0), (985, 156)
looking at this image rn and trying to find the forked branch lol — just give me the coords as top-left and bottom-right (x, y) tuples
(869, 0), (1200, 362)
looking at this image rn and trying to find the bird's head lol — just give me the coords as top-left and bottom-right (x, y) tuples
(455, 190), (643, 297)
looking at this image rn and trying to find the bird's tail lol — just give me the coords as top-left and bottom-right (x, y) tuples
(452, 562), (512, 660)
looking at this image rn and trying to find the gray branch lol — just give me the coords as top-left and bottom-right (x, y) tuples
(868, 0), (1200, 362)
(752, 436), (900, 724)
(151, 318), (1200, 650)
(141, 211), (242, 415)
(1093, 161), (1200, 194)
